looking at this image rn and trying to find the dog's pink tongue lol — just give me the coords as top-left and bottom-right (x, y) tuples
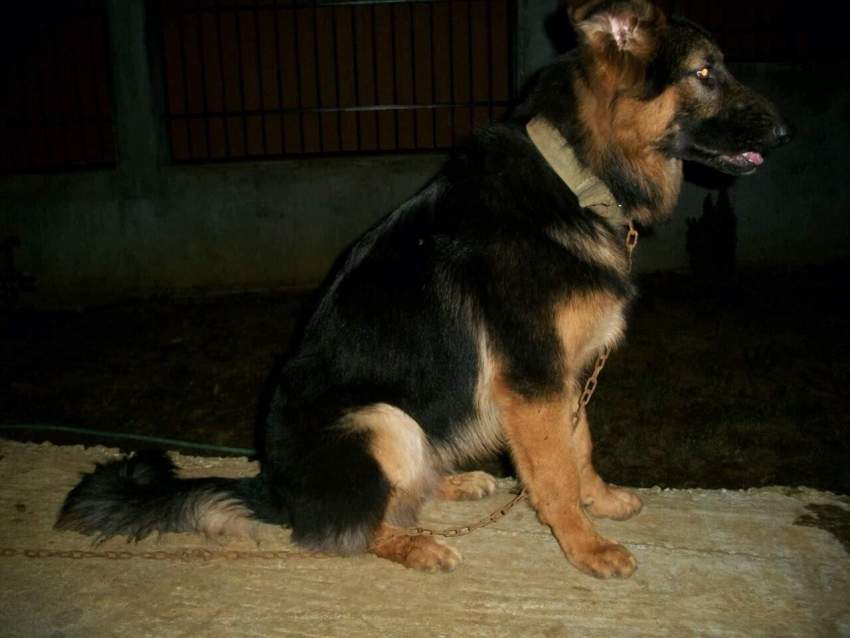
(742, 151), (764, 166)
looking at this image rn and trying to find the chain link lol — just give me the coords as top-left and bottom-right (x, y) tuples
(0, 546), (321, 561)
(570, 220), (638, 430)
(5, 224), (640, 556)
(402, 488), (528, 538)
(626, 220), (639, 270)
(573, 345), (611, 429)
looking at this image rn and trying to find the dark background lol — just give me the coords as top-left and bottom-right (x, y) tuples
(1, 1), (848, 494)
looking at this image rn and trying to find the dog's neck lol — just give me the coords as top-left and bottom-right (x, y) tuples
(526, 116), (628, 227)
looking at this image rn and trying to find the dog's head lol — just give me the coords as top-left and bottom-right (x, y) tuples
(568, 0), (792, 177)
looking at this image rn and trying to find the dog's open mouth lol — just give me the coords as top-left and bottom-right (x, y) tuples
(720, 151), (764, 169)
(717, 151), (764, 175)
(703, 148), (766, 175)
(684, 143), (769, 176)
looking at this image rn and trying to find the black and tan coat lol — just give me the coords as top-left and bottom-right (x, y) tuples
(56, 0), (790, 579)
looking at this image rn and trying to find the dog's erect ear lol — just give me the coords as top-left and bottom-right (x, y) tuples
(567, 0), (666, 58)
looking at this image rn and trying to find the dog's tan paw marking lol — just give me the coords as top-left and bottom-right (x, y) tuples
(585, 486), (643, 521)
(372, 534), (463, 573)
(435, 471), (497, 501)
(569, 539), (637, 579)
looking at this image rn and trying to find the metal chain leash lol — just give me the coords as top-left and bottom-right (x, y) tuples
(626, 220), (639, 270)
(3, 224), (640, 557)
(0, 546), (321, 561)
(571, 220), (639, 430)
(402, 487), (528, 538)
(574, 346), (611, 429)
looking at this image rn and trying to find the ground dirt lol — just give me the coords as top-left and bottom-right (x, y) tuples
(1, 269), (849, 494)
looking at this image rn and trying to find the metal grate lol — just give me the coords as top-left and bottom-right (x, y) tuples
(149, 0), (516, 162)
(0, 1), (116, 175)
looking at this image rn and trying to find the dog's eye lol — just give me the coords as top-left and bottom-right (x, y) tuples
(695, 66), (712, 81)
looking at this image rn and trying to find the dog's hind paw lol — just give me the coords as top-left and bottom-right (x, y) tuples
(402, 538), (463, 572)
(370, 526), (463, 572)
(435, 471), (497, 501)
(585, 485), (643, 521)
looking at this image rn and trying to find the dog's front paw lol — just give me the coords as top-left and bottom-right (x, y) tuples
(568, 539), (637, 579)
(585, 485), (643, 521)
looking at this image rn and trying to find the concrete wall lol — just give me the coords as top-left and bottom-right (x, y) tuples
(0, 156), (443, 293)
(1, 0), (444, 296)
(1, 0), (848, 298)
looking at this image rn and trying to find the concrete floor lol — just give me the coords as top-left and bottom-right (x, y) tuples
(1, 440), (848, 637)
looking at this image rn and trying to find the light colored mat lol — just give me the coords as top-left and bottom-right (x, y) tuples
(1, 440), (848, 637)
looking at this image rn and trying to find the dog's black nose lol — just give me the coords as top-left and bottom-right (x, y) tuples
(773, 122), (794, 146)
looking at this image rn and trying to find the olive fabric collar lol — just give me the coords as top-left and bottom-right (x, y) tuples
(526, 116), (626, 224)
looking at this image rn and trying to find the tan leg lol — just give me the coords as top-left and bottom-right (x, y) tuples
(573, 406), (643, 520)
(497, 381), (636, 579)
(369, 524), (462, 572)
(435, 471), (497, 501)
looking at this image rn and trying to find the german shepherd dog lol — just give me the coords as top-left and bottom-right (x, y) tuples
(56, 0), (790, 578)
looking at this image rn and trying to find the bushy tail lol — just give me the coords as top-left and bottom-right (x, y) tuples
(55, 450), (288, 543)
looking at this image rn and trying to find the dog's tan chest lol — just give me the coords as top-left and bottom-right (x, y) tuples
(557, 293), (627, 372)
